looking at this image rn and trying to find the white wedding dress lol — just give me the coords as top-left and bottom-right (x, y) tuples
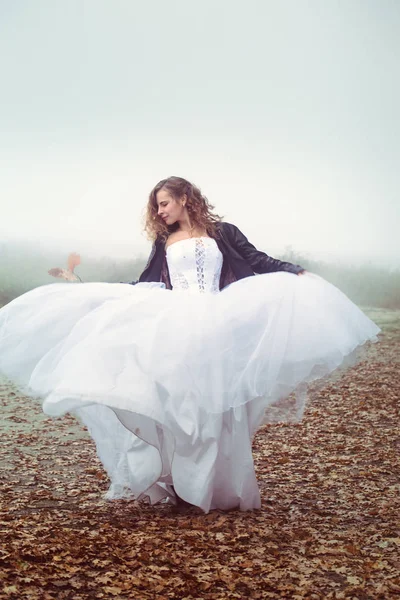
(0, 237), (380, 512)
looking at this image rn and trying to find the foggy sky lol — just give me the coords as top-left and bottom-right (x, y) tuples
(1, 0), (399, 266)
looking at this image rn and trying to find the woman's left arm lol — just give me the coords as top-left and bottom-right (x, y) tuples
(228, 224), (305, 275)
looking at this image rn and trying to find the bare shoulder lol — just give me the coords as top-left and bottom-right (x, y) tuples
(165, 228), (210, 249)
(165, 230), (196, 249)
(165, 231), (187, 249)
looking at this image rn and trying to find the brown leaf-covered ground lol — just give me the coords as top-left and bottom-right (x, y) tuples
(1, 308), (399, 599)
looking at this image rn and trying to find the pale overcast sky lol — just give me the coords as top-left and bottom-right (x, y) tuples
(0, 0), (399, 265)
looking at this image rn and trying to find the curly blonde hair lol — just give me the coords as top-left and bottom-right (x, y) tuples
(145, 176), (222, 241)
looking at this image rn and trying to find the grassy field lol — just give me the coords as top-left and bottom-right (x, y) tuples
(0, 308), (399, 599)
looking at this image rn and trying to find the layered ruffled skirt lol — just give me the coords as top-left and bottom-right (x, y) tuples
(0, 272), (379, 512)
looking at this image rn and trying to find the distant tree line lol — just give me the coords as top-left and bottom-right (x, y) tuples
(0, 241), (399, 309)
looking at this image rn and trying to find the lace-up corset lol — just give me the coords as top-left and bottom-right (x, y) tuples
(166, 237), (223, 294)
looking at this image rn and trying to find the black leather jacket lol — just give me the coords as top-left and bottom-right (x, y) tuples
(136, 222), (304, 290)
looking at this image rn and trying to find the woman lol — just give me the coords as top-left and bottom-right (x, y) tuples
(0, 176), (379, 513)
(137, 176), (305, 290)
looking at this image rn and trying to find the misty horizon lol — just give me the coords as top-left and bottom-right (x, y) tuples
(1, 226), (399, 270)
(1, 1), (399, 269)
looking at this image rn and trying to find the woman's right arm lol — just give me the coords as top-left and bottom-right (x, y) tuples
(125, 241), (158, 285)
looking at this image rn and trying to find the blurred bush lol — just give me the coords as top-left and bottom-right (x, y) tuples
(280, 247), (400, 310)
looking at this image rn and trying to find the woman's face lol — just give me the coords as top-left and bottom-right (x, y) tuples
(156, 189), (185, 225)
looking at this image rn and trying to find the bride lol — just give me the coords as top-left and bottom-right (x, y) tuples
(0, 176), (380, 512)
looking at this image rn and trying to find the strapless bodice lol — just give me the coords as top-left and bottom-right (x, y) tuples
(166, 237), (223, 294)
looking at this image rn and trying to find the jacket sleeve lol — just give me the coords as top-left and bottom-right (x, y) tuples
(124, 241), (158, 285)
(226, 223), (305, 275)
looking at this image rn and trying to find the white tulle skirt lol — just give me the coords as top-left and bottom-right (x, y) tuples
(0, 272), (380, 512)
